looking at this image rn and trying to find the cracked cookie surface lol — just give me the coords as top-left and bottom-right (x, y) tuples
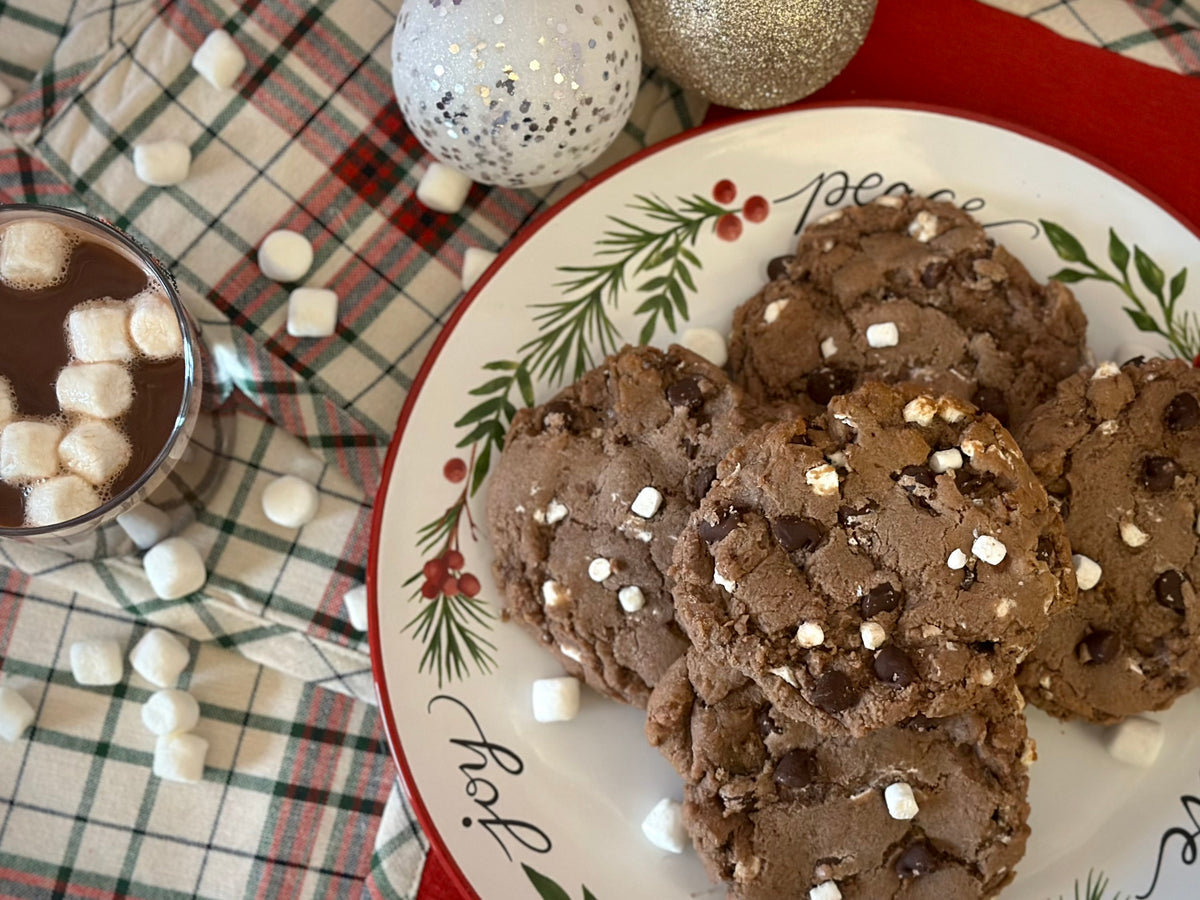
(645, 651), (1032, 900)
(728, 195), (1088, 429)
(486, 344), (765, 706)
(670, 382), (1075, 734)
(1016, 358), (1200, 722)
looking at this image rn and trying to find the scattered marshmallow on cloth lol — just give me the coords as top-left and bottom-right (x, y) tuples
(143, 538), (207, 600)
(133, 140), (191, 186)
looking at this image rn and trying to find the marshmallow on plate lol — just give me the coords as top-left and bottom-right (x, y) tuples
(133, 140), (191, 187)
(286, 288), (338, 338)
(416, 162), (472, 214)
(143, 538), (207, 601)
(1106, 716), (1165, 768)
(153, 732), (208, 783)
(129, 291), (184, 358)
(192, 29), (246, 90)
(0, 420), (61, 483)
(142, 689), (201, 736)
(117, 504), (173, 550)
(641, 798), (687, 854)
(0, 686), (35, 742)
(531, 676), (580, 723)
(0, 219), (74, 290)
(56, 362), (133, 419)
(129, 628), (191, 688)
(25, 476), (100, 527)
(67, 300), (132, 362)
(69, 639), (124, 686)
(262, 474), (319, 527)
(460, 247), (497, 291)
(258, 230), (313, 283)
(59, 419), (131, 485)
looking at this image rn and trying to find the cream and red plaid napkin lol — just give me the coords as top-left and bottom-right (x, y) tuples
(0, 1), (1195, 898)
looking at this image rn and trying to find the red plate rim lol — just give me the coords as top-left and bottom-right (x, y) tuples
(366, 97), (1200, 900)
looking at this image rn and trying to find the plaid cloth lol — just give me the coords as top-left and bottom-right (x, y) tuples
(0, 1), (1194, 897)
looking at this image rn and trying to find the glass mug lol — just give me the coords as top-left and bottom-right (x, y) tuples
(0, 203), (218, 555)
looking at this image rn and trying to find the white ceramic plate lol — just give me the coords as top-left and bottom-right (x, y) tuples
(369, 104), (1200, 900)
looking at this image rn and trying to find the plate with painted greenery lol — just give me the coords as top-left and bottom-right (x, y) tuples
(369, 104), (1200, 900)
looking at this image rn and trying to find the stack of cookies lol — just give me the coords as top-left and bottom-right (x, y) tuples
(486, 195), (1200, 899)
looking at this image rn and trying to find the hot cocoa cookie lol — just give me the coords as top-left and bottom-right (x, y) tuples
(670, 382), (1075, 734)
(486, 344), (765, 706)
(1016, 358), (1200, 722)
(645, 651), (1032, 900)
(729, 195), (1088, 428)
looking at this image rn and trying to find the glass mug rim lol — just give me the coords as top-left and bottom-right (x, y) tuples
(0, 203), (200, 539)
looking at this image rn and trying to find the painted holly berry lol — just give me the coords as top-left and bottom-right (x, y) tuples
(444, 457), (467, 482)
(711, 180), (770, 241)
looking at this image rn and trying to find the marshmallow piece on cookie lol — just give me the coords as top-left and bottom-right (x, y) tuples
(810, 883), (842, 900)
(0, 420), (61, 483)
(1106, 716), (1164, 768)
(133, 140), (191, 187)
(192, 29), (245, 90)
(70, 639), (124, 686)
(258, 230), (313, 283)
(25, 476), (99, 526)
(0, 220), (73, 290)
(68, 301), (132, 362)
(59, 419), (131, 485)
(460, 247), (497, 291)
(129, 628), (191, 688)
(130, 291), (184, 358)
(56, 362), (133, 419)
(641, 798), (686, 854)
(884, 782), (919, 819)
(286, 287), (338, 338)
(0, 686), (35, 742)
(142, 689), (201, 736)
(416, 162), (472, 214)
(153, 732), (208, 783)
(143, 538), (207, 601)
(531, 676), (580, 723)
(1072, 554), (1102, 591)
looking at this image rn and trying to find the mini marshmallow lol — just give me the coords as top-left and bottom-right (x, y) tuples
(1106, 716), (1165, 768)
(133, 140), (191, 187)
(587, 557), (612, 582)
(531, 676), (580, 723)
(153, 732), (208, 783)
(714, 569), (736, 592)
(884, 782), (919, 819)
(461, 247), (497, 291)
(286, 287), (338, 338)
(630, 487), (663, 519)
(908, 210), (938, 242)
(257, 230), (314, 283)
(866, 322), (899, 348)
(1120, 520), (1150, 548)
(0, 377), (14, 427)
(559, 644), (582, 663)
(0, 420), (61, 483)
(641, 798), (686, 854)
(795, 621), (824, 648)
(416, 162), (473, 214)
(618, 585), (645, 612)
(810, 881), (842, 900)
(25, 476), (99, 527)
(1091, 361), (1121, 380)
(56, 362), (133, 419)
(0, 686), (35, 742)
(262, 474), (319, 528)
(129, 291), (184, 358)
(806, 464), (839, 496)
(343, 584), (369, 632)
(929, 448), (963, 473)
(763, 299), (788, 324)
(117, 504), (173, 550)
(69, 639), (124, 686)
(544, 500), (568, 525)
(141, 689), (201, 736)
(860, 621), (886, 650)
(143, 538), (207, 601)
(820, 336), (838, 359)
(947, 548), (968, 570)
(0, 220), (73, 290)
(679, 327), (728, 367)
(129, 628), (191, 687)
(542, 580), (569, 608)
(1073, 554), (1102, 591)
(902, 396), (937, 426)
(67, 301), (132, 362)
(972, 534), (1007, 565)
(191, 29), (246, 90)
(59, 419), (131, 485)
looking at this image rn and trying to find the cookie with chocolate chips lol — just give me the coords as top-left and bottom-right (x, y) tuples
(645, 651), (1033, 900)
(486, 344), (766, 706)
(1016, 358), (1200, 722)
(728, 195), (1088, 428)
(670, 381), (1075, 734)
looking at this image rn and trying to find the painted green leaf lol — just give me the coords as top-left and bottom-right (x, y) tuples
(1107, 228), (1130, 274)
(634, 297), (659, 315)
(454, 396), (504, 427)
(469, 376), (514, 396)
(1050, 268), (1093, 284)
(483, 359), (519, 371)
(1169, 267), (1188, 303)
(523, 864), (573, 900)
(1042, 220), (1088, 263)
(1134, 246), (1165, 299)
(583, 889), (598, 900)
(638, 315), (657, 346)
(515, 365), (536, 407)
(676, 263), (697, 292)
(1126, 307), (1159, 332)
(638, 275), (670, 292)
(455, 418), (505, 449)
(470, 442), (491, 495)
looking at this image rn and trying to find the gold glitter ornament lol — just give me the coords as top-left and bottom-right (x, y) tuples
(630, 0), (876, 110)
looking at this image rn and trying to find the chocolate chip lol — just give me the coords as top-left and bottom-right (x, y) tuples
(756, 706), (782, 740)
(811, 670), (859, 713)
(972, 385), (1009, 425)
(805, 367), (856, 406)
(666, 377), (704, 412)
(920, 258), (948, 288)
(898, 464), (936, 489)
(896, 842), (937, 878)
(1166, 393), (1200, 432)
(686, 465), (718, 504)
(1154, 569), (1187, 614)
(773, 749), (817, 791)
(970, 640), (997, 654)
(697, 504), (742, 544)
(1122, 355), (1146, 368)
(772, 515), (826, 553)
(895, 464), (937, 512)
(766, 255), (794, 281)
(838, 501), (877, 526)
(873, 646), (917, 687)
(681, 437), (699, 460)
(1077, 630), (1121, 665)
(861, 583), (901, 618)
(787, 432), (811, 445)
(1142, 456), (1183, 492)
(954, 466), (1000, 500)
(959, 564), (977, 590)
(1036, 535), (1056, 563)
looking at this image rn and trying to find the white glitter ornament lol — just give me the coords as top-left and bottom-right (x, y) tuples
(391, 0), (641, 188)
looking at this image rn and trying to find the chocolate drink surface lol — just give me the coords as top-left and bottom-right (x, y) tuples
(0, 226), (185, 527)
